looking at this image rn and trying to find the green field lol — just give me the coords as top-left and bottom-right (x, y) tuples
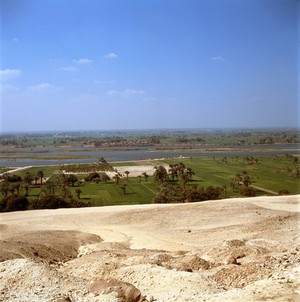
(165, 156), (299, 194)
(6, 155), (299, 208)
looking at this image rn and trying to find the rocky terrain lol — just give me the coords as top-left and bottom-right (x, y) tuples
(0, 195), (299, 301)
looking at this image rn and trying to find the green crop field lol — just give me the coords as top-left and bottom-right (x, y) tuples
(165, 155), (300, 195)
(3, 155), (299, 209)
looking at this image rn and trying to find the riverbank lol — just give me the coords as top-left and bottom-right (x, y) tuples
(0, 143), (299, 167)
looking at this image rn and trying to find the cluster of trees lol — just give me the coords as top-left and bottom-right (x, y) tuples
(0, 171), (31, 211)
(92, 136), (160, 147)
(137, 172), (149, 182)
(0, 195), (29, 212)
(244, 156), (259, 165)
(31, 192), (89, 210)
(153, 183), (223, 204)
(230, 170), (256, 197)
(61, 159), (114, 173)
(152, 163), (258, 204)
(285, 154), (299, 178)
(152, 163), (223, 203)
(153, 163), (194, 188)
(0, 169), (46, 199)
(215, 156), (259, 165)
(0, 168), (92, 212)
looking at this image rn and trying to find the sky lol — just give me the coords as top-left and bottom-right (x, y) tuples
(0, 0), (298, 132)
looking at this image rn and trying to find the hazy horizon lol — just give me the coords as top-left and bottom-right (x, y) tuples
(1, 0), (298, 132)
(1, 126), (299, 136)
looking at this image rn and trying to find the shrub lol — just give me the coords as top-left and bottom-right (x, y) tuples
(240, 186), (256, 197)
(31, 194), (91, 210)
(0, 195), (28, 212)
(84, 172), (100, 182)
(205, 186), (222, 200)
(278, 189), (290, 195)
(152, 184), (223, 204)
(32, 195), (70, 209)
(4, 174), (22, 183)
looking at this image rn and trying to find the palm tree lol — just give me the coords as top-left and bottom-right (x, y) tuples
(24, 172), (33, 185)
(75, 188), (82, 199)
(168, 164), (178, 181)
(23, 184), (29, 196)
(153, 166), (168, 182)
(45, 180), (55, 195)
(112, 173), (121, 184)
(179, 172), (189, 189)
(121, 184), (127, 195)
(0, 180), (10, 197)
(124, 171), (130, 181)
(185, 168), (194, 180)
(37, 170), (44, 185)
(14, 183), (21, 196)
(142, 172), (149, 181)
(67, 174), (78, 187)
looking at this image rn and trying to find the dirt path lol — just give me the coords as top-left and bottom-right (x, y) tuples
(0, 166), (32, 177)
(251, 185), (279, 195)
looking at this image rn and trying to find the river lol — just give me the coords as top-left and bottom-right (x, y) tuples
(0, 144), (299, 167)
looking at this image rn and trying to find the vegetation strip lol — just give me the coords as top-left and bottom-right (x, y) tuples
(0, 153), (299, 212)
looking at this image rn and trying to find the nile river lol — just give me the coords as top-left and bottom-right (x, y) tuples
(0, 144), (299, 167)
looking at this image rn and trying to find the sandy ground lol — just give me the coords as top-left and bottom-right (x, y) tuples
(106, 164), (169, 178)
(0, 195), (299, 301)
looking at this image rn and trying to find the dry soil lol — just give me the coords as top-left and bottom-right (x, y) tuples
(0, 195), (299, 302)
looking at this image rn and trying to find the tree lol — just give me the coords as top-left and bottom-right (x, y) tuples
(99, 157), (107, 163)
(240, 186), (256, 197)
(142, 172), (149, 181)
(168, 164), (178, 181)
(185, 168), (195, 180)
(13, 183), (21, 196)
(102, 174), (110, 183)
(112, 173), (121, 184)
(75, 188), (82, 199)
(84, 172), (100, 182)
(152, 183), (180, 203)
(0, 195), (28, 212)
(0, 180), (10, 197)
(37, 170), (44, 185)
(124, 171), (130, 181)
(32, 195), (70, 209)
(121, 184), (127, 195)
(66, 174), (78, 187)
(24, 172), (34, 185)
(60, 186), (73, 201)
(23, 184), (29, 196)
(153, 165), (168, 183)
(57, 173), (67, 187)
(5, 174), (22, 183)
(41, 180), (55, 196)
(205, 186), (222, 200)
(179, 172), (189, 189)
(181, 187), (203, 203)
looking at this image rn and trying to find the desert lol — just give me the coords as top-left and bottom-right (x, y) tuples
(0, 194), (299, 301)
(1, 0), (299, 300)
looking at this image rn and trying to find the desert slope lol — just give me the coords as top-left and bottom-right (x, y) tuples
(0, 195), (299, 301)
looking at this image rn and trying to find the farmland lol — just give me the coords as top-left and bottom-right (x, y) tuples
(1, 154), (299, 210)
(0, 129), (299, 210)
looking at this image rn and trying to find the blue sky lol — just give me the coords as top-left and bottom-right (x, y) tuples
(0, 0), (298, 132)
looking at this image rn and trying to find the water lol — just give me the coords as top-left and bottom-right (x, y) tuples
(0, 144), (299, 167)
